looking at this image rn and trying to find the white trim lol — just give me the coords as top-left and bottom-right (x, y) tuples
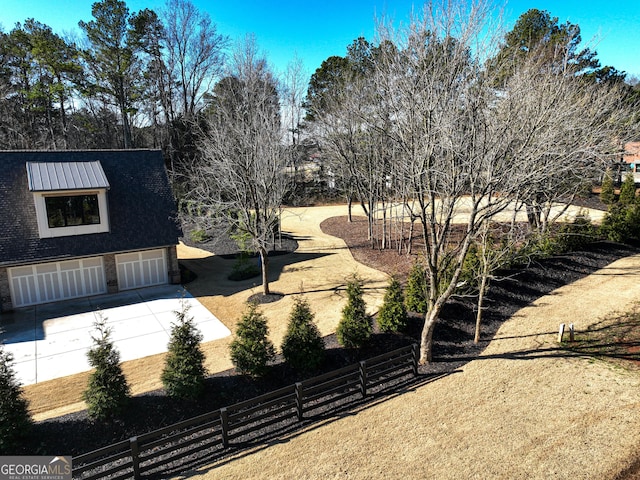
(33, 189), (109, 238)
(8, 257), (107, 307)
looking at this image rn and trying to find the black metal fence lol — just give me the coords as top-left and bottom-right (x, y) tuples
(72, 344), (419, 480)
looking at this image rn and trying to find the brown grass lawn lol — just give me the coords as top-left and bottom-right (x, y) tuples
(22, 204), (640, 479)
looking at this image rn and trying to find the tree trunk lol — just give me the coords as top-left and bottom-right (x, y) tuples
(122, 109), (132, 149)
(474, 273), (489, 344)
(419, 309), (439, 364)
(382, 203), (388, 250)
(259, 247), (270, 296)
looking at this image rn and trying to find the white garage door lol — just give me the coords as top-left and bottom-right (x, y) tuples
(115, 249), (167, 291)
(9, 257), (107, 307)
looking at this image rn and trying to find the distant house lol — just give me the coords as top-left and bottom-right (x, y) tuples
(0, 150), (182, 312)
(622, 141), (640, 184)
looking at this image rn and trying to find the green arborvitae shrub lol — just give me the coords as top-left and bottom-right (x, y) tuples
(83, 314), (130, 421)
(336, 275), (372, 348)
(230, 303), (275, 377)
(0, 346), (32, 454)
(600, 201), (640, 244)
(619, 173), (637, 206)
(377, 276), (408, 333)
(600, 203), (629, 243)
(161, 298), (207, 400)
(281, 297), (325, 373)
(229, 252), (261, 281)
(556, 212), (597, 252)
(458, 242), (482, 294)
(405, 258), (428, 314)
(600, 170), (616, 205)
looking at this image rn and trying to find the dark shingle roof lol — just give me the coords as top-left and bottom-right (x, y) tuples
(0, 150), (181, 267)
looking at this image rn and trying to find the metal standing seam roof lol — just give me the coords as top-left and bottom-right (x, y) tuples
(26, 161), (110, 191)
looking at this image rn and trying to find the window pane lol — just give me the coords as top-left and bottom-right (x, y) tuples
(46, 197), (67, 227)
(45, 194), (100, 228)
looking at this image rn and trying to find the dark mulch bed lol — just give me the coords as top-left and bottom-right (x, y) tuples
(179, 224), (299, 259)
(321, 215), (418, 280)
(25, 213), (638, 464)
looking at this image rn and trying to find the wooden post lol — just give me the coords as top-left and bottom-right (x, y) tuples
(220, 407), (229, 449)
(359, 361), (367, 398)
(569, 323), (575, 342)
(295, 382), (304, 421)
(558, 323), (565, 343)
(130, 437), (141, 480)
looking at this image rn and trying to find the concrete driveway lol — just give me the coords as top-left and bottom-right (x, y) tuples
(0, 285), (231, 386)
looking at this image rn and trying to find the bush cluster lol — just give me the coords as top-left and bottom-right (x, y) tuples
(599, 175), (640, 244)
(231, 296), (327, 378)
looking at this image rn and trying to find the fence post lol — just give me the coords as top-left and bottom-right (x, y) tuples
(558, 323), (566, 342)
(411, 344), (419, 376)
(569, 323), (575, 342)
(359, 361), (367, 398)
(130, 436), (141, 480)
(220, 408), (229, 449)
(295, 382), (304, 421)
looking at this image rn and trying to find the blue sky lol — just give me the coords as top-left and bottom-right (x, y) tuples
(1, 0), (639, 80)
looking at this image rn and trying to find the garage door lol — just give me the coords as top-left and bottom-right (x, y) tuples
(8, 257), (107, 307)
(115, 249), (167, 291)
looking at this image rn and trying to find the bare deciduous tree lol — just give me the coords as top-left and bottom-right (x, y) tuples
(372, 0), (637, 364)
(191, 37), (289, 296)
(162, 0), (227, 120)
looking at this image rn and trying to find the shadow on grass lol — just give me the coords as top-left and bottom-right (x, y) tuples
(24, 241), (640, 470)
(403, 242), (640, 375)
(181, 250), (335, 298)
(171, 370), (462, 479)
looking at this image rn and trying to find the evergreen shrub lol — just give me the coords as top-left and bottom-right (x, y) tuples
(405, 258), (428, 314)
(161, 298), (207, 399)
(281, 297), (325, 373)
(83, 314), (130, 421)
(336, 275), (372, 348)
(0, 346), (32, 454)
(230, 303), (275, 377)
(377, 276), (408, 333)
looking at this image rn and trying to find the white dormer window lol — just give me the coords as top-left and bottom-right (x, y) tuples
(27, 161), (110, 238)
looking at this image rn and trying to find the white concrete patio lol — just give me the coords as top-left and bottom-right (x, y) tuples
(0, 285), (231, 385)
